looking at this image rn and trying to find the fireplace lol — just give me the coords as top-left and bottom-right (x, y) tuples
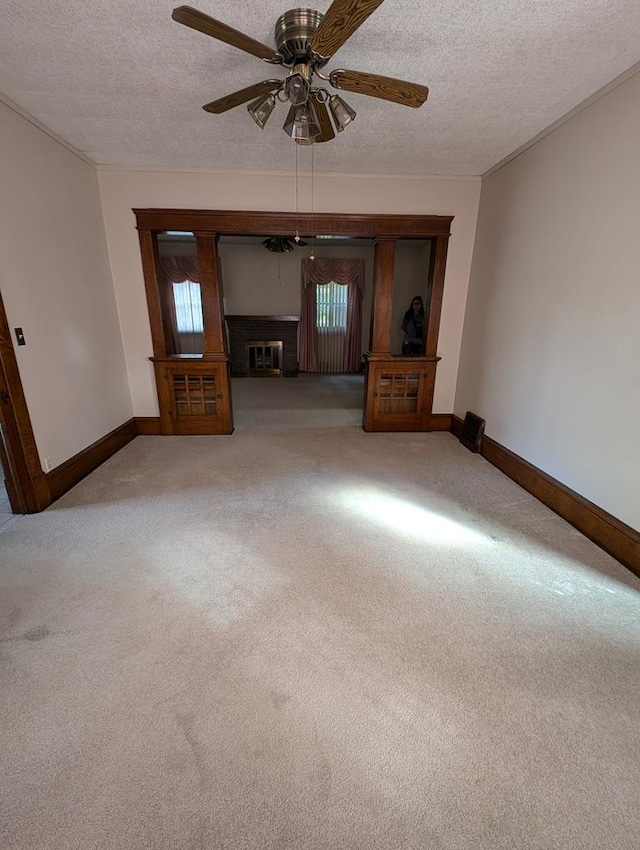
(246, 341), (283, 376)
(226, 316), (299, 377)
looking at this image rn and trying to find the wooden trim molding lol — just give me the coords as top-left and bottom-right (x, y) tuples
(137, 228), (167, 359)
(430, 414), (452, 431)
(134, 209), (454, 238)
(135, 417), (162, 435)
(369, 238), (396, 354)
(451, 415), (640, 577)
(40, 417), (162, 505)
(424, 234), (450, 359)
(451, 415), (464, 438)
(46, 420), (137, 503)
(195, 233), (226, 357)
(0, 291), (49, 512)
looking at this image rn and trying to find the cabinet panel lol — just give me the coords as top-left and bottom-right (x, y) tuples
(376, 371), (421, 415)
(363, 358), (437, 432)
(153, 358), (233, 435)
(172, 373), (220, 419)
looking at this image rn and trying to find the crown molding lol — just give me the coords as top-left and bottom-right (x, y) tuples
(96, 162), (480, 182)
(0, 93), (96, 168)
(483, 60), (640, 179)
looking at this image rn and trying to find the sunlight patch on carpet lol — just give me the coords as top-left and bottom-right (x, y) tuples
(341, 490), (488, 545)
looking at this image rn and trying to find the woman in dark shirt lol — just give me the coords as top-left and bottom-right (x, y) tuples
(401, 295), (425, 355)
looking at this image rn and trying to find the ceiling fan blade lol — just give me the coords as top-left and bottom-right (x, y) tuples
(329, 69), (429, 108)
(203, 80), (282, 114)
(172, 6), (281, 63)
(309, 0), (385, 61)
(313, 98), (336, 143)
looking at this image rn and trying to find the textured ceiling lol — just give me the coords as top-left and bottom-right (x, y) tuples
(2, 1), (640, 176)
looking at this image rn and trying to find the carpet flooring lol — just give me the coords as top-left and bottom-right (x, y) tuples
(1, 376), (639, 849)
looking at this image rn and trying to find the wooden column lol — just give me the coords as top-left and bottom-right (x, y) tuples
(425, 233), (450, 359)
(369, 237), (397, 355)
(137, 228), (168, 358)
(195, 232), (227, 358)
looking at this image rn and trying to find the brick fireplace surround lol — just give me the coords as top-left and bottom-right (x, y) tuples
(225, 316), (299, 377)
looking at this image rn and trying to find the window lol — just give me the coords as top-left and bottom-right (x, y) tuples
(316, 281), (348, 330)
(172, 280), (204, 333)
(315, 282), (348, 372)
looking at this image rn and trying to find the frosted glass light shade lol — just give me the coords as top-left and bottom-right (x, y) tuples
(247, 93), (276, 129)
(283, 102), (321, 143)
(328, 95), (356, 132)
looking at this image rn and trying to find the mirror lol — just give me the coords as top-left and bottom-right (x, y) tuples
(391, 239), (433, 356)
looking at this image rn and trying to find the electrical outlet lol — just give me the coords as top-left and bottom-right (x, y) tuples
(43, 457), (53, 473)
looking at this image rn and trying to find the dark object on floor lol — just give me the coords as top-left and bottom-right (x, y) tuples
(460, 411), (485, 453)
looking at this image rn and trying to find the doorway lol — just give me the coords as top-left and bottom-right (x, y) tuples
(135, 208), (453, 434)
(231, 372), (365, 431)
(0, 290), (49, 514)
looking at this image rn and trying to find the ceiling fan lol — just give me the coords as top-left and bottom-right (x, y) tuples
(262, 236), (307, 252)
(172, 1), (429, 143)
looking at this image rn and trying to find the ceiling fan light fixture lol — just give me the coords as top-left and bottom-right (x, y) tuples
(284, 66), (311, 106)
(328, 94), (356, 132)
(283, 102), (321, 144)
(173, 5), (430, 147)
(247, 93), (277, 128)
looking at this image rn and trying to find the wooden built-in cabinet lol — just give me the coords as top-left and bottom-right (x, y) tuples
(152, 357), (232, 435)
(361, 233), (449, 432)
(138, 227), (234, 435)
(363, 356), (439, 431)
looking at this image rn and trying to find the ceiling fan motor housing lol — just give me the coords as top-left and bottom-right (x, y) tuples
(275, 9), (324, 63)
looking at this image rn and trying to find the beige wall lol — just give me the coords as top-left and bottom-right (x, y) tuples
(97, 169), (480, 416)
(219, 242), (375, 356)
(456, 70), (640, 530)
(0, 102), (131, 470)
(220, 243), (366, 318)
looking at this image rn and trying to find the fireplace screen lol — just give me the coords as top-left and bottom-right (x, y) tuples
(246, 341), (283, 377)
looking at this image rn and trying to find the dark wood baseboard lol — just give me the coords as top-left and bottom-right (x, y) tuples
(430, 414), (452, 431)
(450, 415), (464, 438)
(135, 417), (162, 435)
(46, 419), (137, 503)
(451, 415), (640, 576)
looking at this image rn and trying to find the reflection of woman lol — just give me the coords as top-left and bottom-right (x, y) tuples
(401, 296), (425, 355)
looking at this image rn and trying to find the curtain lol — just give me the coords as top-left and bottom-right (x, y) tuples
(299, 258), (365, 372)
(158, 256), (202, 355)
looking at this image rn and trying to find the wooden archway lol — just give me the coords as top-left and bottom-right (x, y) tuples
(134, 208), (453, 433)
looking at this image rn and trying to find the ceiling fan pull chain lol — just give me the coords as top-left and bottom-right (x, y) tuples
(295, 143), (300, 242)
(310, 143), (315, 261)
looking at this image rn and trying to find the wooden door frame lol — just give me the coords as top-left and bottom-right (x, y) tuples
(0, 290), (49, 513)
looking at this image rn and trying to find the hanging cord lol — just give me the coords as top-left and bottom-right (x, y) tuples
(309, 143), (315, 260)
(294, 143), (301, 243)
